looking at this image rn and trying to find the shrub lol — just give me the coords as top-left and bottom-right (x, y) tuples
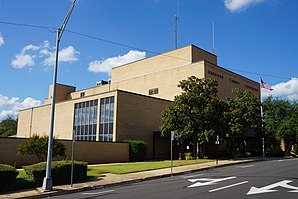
(0, 164), (18, 192)
(23, 160), (87, 186)
(184, 152), (193, 160)
(266, 145), (284, 157)
(124, 140), (148, 162)
(18, 134), (66, 162)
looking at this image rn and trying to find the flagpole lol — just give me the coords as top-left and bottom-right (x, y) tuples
(260, 77), (265, 158)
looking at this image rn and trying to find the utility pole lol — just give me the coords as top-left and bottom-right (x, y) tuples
(259, 77), (265, 158)
(42, 0), (76, 191)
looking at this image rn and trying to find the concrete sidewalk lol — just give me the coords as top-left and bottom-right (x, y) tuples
(0, 159), (259, 199)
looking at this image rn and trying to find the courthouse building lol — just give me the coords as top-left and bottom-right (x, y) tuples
(17, 45), (260, 159)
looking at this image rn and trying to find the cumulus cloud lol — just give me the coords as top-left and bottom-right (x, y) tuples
(0, 34), (4, 47)
(11, 54), (35, 68)
(11, 44), (40, 68)
(224, 0), (266, 12)
(0, 94), (41, 120)
(261, 78), (298, 101)
(11, 40), (79, 69)
(88, 50), (146, 74)
(43, 46), (79, 66)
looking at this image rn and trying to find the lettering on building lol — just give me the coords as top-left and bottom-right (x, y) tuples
(208, 70), (224, 79)
(245, 84), (259, 92)
(229, 78), (240, 85)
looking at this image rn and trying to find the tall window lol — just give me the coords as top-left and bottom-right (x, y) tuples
(99, 96), (114, 142)
(73, 99), (98, 141)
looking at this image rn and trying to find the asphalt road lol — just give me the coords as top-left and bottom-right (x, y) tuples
(47, 158), (298, 199)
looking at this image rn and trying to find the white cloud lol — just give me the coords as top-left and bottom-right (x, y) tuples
(22, 44), (40, 53)
(88, 50), (146, 74)
(11, 54), (35, 68)
(0, 94), (41, 120)
(11, 41), (79, 69)
(0, 34), (4, 47)
(224, 0), (266, 12)
(262, 78), (298, 101)
(43, 46), (79, 66)
(11, 44), (40, 69)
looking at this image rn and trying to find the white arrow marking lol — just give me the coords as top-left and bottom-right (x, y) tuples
(188, 176), (236, 188)
(247, 180), (298, 195)
(209, 181), (248, 192)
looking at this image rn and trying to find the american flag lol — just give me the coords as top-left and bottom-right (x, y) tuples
(260, 79), (273, 91)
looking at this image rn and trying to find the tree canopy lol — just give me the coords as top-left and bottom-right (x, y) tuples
(263, 96), (298, 155)
(0, 116), (17, 137)
(18, 134), (66, 162)
(161, 76), (298, 157)
(225, 88), (261, 138)
(161, 76), (226, 147)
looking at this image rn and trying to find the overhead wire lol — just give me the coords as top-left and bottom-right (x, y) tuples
(0, 21), (56, 33)
(0, 20), (293, 81)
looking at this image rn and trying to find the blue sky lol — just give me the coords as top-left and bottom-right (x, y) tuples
(0, 0), (298, 120)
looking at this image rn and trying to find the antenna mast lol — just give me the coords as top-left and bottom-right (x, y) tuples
(212, 21), (215, 54)
(174, 0), (180, 49)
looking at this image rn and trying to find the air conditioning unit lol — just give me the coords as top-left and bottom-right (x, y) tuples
(96, 80), (108, 86)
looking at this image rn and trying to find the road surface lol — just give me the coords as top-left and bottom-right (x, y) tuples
(47, 158), (298, 199)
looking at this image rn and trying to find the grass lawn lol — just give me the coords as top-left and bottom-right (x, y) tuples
(87, 159), (213, 176)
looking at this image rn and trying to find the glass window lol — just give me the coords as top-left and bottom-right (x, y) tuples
(73, 99), (98, 141)
(99, 96), (114, 142)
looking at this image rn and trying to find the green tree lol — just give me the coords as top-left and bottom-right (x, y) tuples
(225, 88), (261, 157)
(18, 134), (66, 162)
(0, 116), (18, 137)
(161, 76), (227, 156)
(263, 97), (298, 155)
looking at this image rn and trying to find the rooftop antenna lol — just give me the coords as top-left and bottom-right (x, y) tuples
(174, 0), (180, 49)
(212, 21), (215, 54)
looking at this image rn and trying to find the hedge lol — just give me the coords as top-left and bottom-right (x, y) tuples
(0, 164), (18, 192)
(124, 139), (148, 162)
(23, 160), (87, 186)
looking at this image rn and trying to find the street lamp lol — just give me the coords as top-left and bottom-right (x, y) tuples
(42, 0), (76, 191)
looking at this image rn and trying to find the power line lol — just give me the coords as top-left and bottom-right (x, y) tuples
(0, 21), (56, 33)
(0, 20), (293, 81)
(65, 29), (191, 63)
(0, 20), (189, 62)
(227, 68), (291, 80)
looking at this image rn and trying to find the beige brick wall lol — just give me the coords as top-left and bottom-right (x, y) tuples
(18, 91), (118, 140)
(192, 45), (217, 65)
(205, 62), (260, 100)
(111, 61), (205, 101)
(111, 45), (192, 83)
(70, 84), (114, 99)
(44, 84), (76, 104)
(115, 91), (172, 159)
(17, 105), (51, 138)
(0, 138), (129, 168)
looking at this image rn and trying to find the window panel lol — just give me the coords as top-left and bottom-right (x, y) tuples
(99, 96), (114, 142)
(73, 99), (98, 141)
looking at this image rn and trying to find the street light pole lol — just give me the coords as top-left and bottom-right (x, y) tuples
(170, 131), (174, 176)
(42, 0), (76, 191)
